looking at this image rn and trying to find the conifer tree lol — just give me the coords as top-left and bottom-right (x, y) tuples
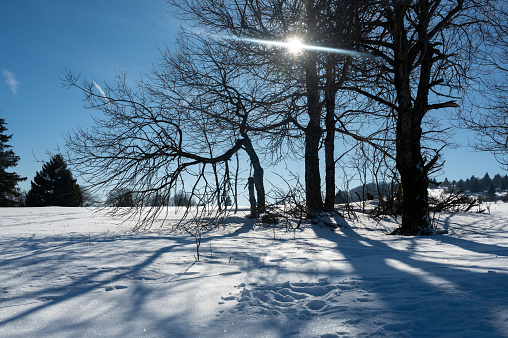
(493, 174), (503, 190)
(456, 179), (465, 191)
(502, 175), (508, 191)
(480, 173), (492, 191)
(26, 154), (82, 207)
(0, 117), (26, 206)
(469, 176), (482, 193)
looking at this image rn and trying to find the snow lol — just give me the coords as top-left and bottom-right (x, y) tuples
(1, 205), (508, 337)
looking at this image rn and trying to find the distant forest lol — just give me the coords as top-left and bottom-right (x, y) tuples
(341, 173), (508, 204)
(439, 173), (508, 194)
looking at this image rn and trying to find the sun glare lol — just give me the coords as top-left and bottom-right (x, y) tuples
(215, 33), (374, 58)
(286, 38), (304, 54)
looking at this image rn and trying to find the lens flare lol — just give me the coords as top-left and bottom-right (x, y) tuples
(203, 32), (374, 58)
(286, 38), (304, 54)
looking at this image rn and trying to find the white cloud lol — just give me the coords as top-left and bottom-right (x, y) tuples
(2, 69), (20, 94)
(93, 80), (117, 109)
(92, 81), (107, 98)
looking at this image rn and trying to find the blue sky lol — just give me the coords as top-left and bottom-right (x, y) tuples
(0, 0), (179, 192)
(0, 0), (504, 195)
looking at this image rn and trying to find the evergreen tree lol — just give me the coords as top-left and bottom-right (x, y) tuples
(456, 179), (465, 191)
(464, 178), (471, 191)
(469, 176), (482, 193)
(26, 154), (82, 207)
(480, 173), (492, 191)
(442, 178), (451, 187)
(493, 174), (503, 190)
(0, 117), (26, 206)
(502, 175), (508, 191)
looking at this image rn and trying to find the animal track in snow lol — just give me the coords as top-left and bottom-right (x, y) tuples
(229, 279), (378, 320)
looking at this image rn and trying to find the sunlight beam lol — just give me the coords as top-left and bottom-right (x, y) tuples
(234, 36), (374, 58)
(198, 30), (375, 58)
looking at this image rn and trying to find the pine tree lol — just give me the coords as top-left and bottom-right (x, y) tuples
(26, 154), (82, 207)
(493, 174), (503, 190)
(469, 176), (482, 193)
(0, 117), (26, 206)
(456, 179), (465, 191)
(480, 173), (492, 191)
(502, 175), (508, 191)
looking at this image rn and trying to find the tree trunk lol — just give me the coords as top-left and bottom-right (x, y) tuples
(390, 1), (433, 235)
(302, 0), (323, 213)
(324, 82), (337, 211)
(248, 177), (257, 218)
(242, 137), (266, 214)
(393, 116), (432, 235)
(304, 54), (323, 212)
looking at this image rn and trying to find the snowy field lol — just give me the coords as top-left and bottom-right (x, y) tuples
(1, 204), (508, 337)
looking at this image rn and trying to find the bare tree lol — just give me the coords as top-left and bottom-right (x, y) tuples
(64, 65), (247, 226)
(64, 19), (304, 226)
(339, 0), (501, 235)
(170, 0), (384, 214)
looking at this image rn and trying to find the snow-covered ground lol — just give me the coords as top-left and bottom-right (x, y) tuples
(1, 204), (507, 337)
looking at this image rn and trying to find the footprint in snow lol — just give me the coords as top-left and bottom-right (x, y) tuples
(228, 279), (354, 318)
(105, 285), (128, 292)
(306, 299), (326, 310)
(38, 295), (62, 302)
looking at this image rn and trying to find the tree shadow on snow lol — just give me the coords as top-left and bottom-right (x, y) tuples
(0, 213), (264, 337)
(0, 232), (202, 337)
(433, 212), (508, 257)
(308, 214), (508, 337)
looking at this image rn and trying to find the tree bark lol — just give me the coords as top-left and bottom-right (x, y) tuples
(394, 116), (432, 235)
(390, 1), (432, 235)
(242, 137), (266, 214)
(304, 1), (323, 212)
(248, 177), (257, 218)
(324, 85), (337, 211)
(304, 55), (323, 212)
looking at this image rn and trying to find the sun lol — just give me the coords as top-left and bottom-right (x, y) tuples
(286, 38), (304, 54)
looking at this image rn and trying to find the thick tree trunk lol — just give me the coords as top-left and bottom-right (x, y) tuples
(304, 53), (323, 212)
(324, 96), (335, 211)
(305, 126), (322, 212)
(388, 2), (433, 235)
(323, 86), (337, 211)
(393, 117), (432, 235)
(302, 0), (323, 213)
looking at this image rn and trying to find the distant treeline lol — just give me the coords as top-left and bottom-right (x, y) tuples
(439, 173), (508, 193)
(336, 173), (508, 204)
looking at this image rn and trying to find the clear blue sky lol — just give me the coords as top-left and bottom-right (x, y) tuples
(0, 0), (179, 192)
(0, 0), (504, 195)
